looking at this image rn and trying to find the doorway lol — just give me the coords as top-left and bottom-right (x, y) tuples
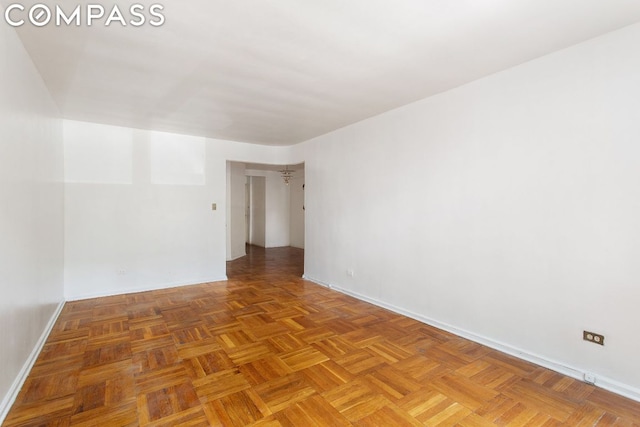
(226, 161), (305, 277)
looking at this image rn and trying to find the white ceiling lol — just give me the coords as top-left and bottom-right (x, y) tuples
(14, 0), (640, 146)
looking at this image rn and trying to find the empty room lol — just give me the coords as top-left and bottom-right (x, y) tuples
(1, 1), (640, 425)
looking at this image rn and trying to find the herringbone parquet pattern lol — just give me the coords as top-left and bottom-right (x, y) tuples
(4, 245), (640, 426)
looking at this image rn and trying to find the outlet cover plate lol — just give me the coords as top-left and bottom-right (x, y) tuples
(584, 372), (596, 384)
(583, 330), (605, 346)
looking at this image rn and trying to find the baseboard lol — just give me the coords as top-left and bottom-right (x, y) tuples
(302, 275), (640, 403)
(66, 276), (229, 301)
(0, 300), (65, 425)
(227, 253), (246, 262)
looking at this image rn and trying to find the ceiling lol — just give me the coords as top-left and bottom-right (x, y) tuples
(13, 0), (640, 146)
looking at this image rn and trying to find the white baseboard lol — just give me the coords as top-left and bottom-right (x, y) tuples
(66, 276), (229, 301)
(302, 275), (640, 403)
(227, 253), (246, 261)
(0, 300), (65, 425)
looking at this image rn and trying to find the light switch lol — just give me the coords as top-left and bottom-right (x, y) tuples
(211, 203), (217, 211)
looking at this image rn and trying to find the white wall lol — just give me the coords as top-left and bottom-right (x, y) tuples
(299, 23), (640, 396)
(0, 25), (65, 420)
(289, 174), (305, 249)
(249, 176), (266, 247)
(226, 162), (246, 261)
(246, 170), (291, 248)
(265, 171), (290, 248)
(63, 121), (290, 300)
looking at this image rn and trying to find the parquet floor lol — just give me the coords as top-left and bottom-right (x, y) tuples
(4, 245), (640, 426)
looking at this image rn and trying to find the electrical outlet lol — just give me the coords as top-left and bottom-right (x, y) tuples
(583, 330), (605, 346)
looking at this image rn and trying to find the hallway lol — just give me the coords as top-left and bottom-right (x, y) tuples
(227, 245), (304, 281)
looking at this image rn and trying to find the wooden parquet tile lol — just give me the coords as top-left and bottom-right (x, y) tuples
(4, 245), (640, 426)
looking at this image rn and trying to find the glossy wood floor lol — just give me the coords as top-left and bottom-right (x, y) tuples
(4, 245), (640, 426)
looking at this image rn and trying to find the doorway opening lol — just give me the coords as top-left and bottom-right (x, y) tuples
(226, 161), (305, 278)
